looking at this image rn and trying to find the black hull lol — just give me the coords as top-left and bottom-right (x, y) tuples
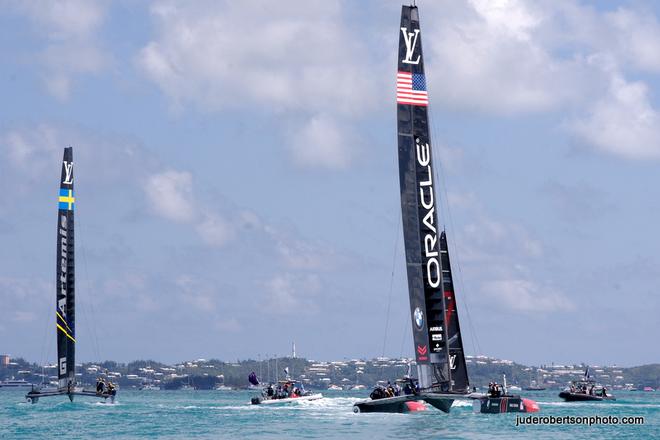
(26, 388), (116, 404)
(559, 391), (615, 402)
(353, 395), (423, 413)
(353, 393), (454, 414)
(420, 393), (454, 413)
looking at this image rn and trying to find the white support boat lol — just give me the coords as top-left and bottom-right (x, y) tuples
(252, 393), (323, 405)
(0, 378), (33, 388)
(250, 377), (322, 405)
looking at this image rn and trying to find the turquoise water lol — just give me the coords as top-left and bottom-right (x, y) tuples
(1, 389), (658, 439)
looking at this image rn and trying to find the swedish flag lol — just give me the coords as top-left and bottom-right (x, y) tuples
(58, 188), (75, 211)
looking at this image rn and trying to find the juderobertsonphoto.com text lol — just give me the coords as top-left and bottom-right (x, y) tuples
(515, 415), (645, 426)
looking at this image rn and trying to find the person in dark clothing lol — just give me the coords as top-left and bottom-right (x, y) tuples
(96, 378), (105, 394)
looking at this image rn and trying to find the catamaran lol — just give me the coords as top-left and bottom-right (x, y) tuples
(25, 147), (116, 404)
(353, 4), (538, 415)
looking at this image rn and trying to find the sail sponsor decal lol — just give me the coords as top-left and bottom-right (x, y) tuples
(400, 27), (421, 65)
(397, 72), (428, 106)
(417, 345), (428, 361)
(415, 137), (440, 288)
(63, 161), (74, 184)
(56, 311), (75, 342)
(413, 307), (424, 329)
(444, 291), (455, 330)
(58, 188), (75, 211)
(58, 214), (69, 318)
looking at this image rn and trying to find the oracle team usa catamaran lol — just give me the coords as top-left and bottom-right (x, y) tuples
(26, 147), (116, 404)
(354, 4), (538, 414)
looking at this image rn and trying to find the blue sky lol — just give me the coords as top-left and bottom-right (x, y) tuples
(1, 0), (659, 367)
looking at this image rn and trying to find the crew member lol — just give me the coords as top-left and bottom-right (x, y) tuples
(96, 378), (105, 394)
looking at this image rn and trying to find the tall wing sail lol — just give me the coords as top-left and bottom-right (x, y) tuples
(56, 147), (75, 390)
(396, 5), (468, 392)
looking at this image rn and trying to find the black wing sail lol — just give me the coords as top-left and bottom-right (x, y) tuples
(56, 147), (75, 390)
(439, 231), (469, 391)
(397, 5), (468, 392)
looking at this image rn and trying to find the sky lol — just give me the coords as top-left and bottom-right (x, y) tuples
(1, 0), (659, 368)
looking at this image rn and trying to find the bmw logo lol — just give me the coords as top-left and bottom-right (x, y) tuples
(413, 307), (424, 329)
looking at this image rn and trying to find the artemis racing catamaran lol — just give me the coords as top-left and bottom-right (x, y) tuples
(353, 4), (537, 415)
(26, 148), (116, 404)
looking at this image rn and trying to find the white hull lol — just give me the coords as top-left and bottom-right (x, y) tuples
(253, 393), (323, 405)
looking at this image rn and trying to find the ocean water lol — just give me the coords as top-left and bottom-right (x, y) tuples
(1, 389), (658, 439)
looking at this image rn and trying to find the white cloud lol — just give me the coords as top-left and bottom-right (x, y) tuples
(419, 0), (660, 153)
(136, 0), (382, 169)
(288, 114), (352, 169)
(571, 75), (660, 159)
(144, 170), (196, 223)
(7, 0), (110, 100)
(274, 237), (324, 270)
(134, 0), (660, 164)
(137, 1), (380, 114)
(462, 216), (543, 261)
(196, 213), (234, 247)
(600, 7), (660, 73)
(16, 0), (104, 37)
(42, 42), (110, 100)
(422, 0), (583, 114)
(265, 273), (321, 315)
(482, 279), (574, 313)
(1, 125), (60, 174)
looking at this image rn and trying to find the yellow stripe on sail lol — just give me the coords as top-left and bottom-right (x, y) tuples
(56, 323), (76, 343)
(56, 311), (73, 333)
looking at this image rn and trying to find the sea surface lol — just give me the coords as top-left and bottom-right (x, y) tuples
(1, 388), (658, 439)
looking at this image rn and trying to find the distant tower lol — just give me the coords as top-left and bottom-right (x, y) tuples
(292, 342), (296, 359)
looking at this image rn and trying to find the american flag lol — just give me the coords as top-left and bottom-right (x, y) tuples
(396, 71), (428, 106)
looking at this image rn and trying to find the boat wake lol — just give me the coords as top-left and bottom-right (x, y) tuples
(450, 400), (472, 408)
(86, 401), (120, 406)
(539, 400), (660, 409)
